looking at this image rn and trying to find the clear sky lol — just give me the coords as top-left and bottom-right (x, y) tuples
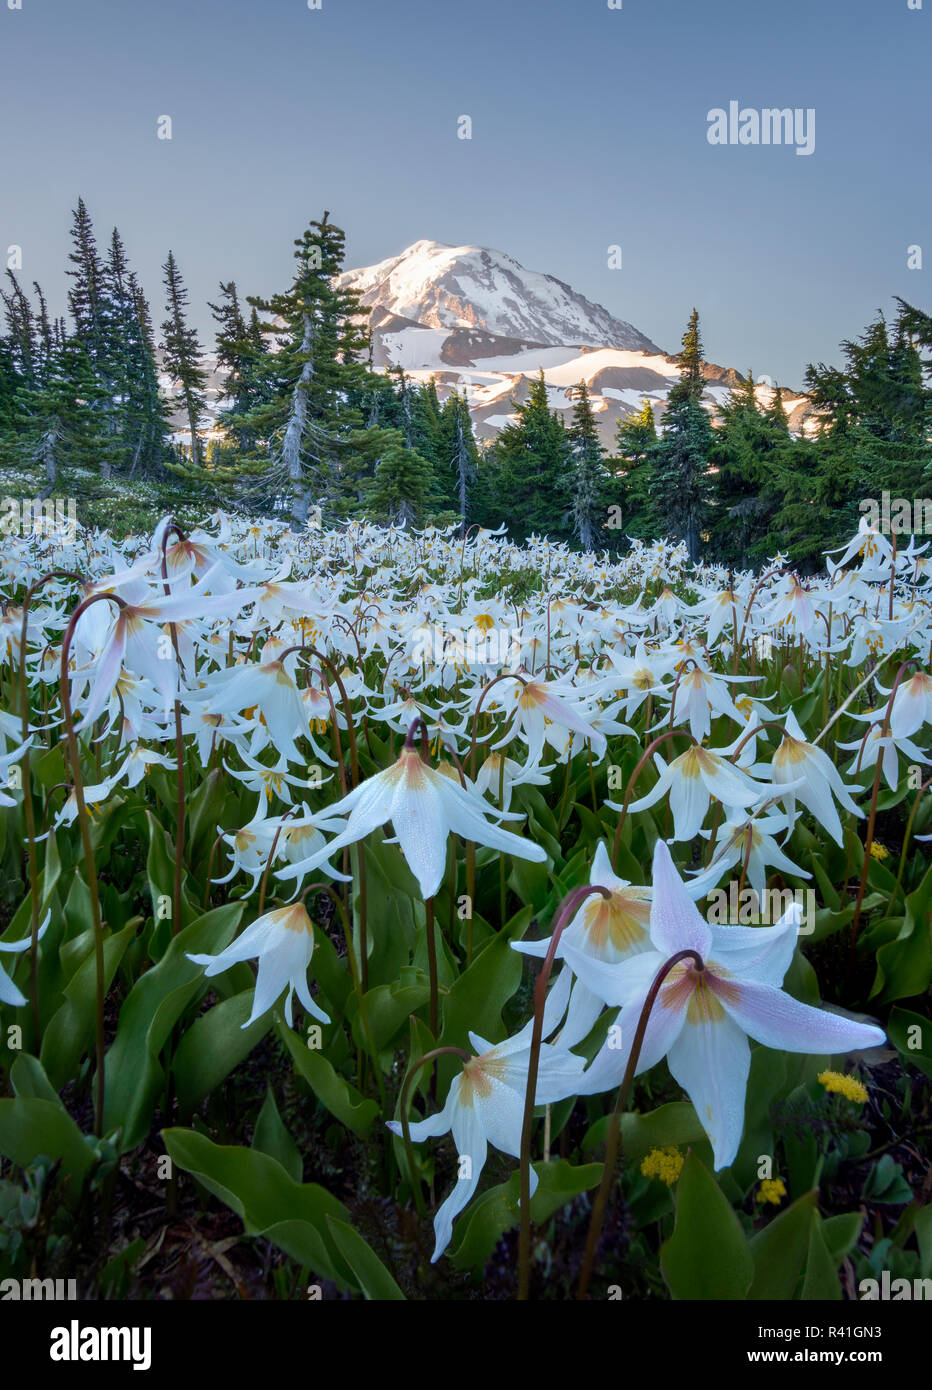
(1, 0), (928, 388)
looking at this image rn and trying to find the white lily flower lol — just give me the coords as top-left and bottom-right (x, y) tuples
(619, 744), (769, 841)
(277, 745), (546, 899)
(489, 676), (608, 767)
(838, 726), (929, 791)
(686, 809), (810, 899)
(564, 841), (885, 1169)
(761, 710), (862, 846)
(386, 1023), (586, 1262)
(512, 841), (654, 1047)
(187, 902), (330, 1029)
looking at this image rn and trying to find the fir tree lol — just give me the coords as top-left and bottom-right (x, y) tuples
(611, 397), (658, 538)
(568, 380), (606, 550)
(161, 249), (207, 468)
(225, 212), (370, 527)
(495, 370), (571, 542)
(651, 311), (713, 558)
(438, 389), (479, 527)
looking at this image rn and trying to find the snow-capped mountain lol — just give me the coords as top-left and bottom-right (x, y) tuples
(164, 239), (812, 447)
(332, 239), (811, 445)
(336, 239), (660, 352)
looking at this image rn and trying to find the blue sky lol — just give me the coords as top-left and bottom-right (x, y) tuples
(1, 0), (928, 387)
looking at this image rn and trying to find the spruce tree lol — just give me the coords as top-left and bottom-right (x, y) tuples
(223, 212), (369, 527)
(495, 370), (571, 542)
(651, 310), (713, 558)
(161, 249), (208, 468)
(568, 380), (606, 550)
(612, 397), (658, 539)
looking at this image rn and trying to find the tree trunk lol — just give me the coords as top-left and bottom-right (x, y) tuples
(282, 312), (315, 530)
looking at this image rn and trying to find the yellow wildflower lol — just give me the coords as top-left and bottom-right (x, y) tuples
(818, 1070), (868, 1103)
(640, 1146), (684, 1185)
(868, 841), (889, 861)
(756, 1178), (786, 1205)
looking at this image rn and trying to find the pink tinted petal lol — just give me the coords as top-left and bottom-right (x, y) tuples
(721, 980), (886, 1054)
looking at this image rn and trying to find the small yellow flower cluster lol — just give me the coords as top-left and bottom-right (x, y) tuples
(756, 1178), (787, 1206)
(640, 1146), (684, 1185)
(868, 841), (889, 861)
(818, 1070), (869, 1103)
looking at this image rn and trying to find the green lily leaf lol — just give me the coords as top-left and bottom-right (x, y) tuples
(162, 1127), (357, 1291)
(447, 1158), (602, 1276)
(660, 1152), (754, 1299)
(325, 1216), (405, 1300)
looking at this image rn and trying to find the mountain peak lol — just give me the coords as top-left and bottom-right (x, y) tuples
(337, 240), (661, 352)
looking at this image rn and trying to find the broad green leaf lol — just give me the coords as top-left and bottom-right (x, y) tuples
(748, 1190), (818, 1299)
(822, 1211), (864, 1265)
(0, 1097), (93, 1184)
(583, 1101), (710, 1167)
(253, 1087), (302, 1183)
(172, 989), (271, 1112)
(914, 1205), (932, 1278)
(886, 1006), (932, 1080)
(279, 1023), (379, 1137)
(103, 902), (243, 1151)
(800, 1213), (842, 1300)
(660, 1153), (754, 1300)
(10, 1052), (60, 1102)
(40, 921), (137, 1090)
(162, 1127), (355, 1291)
(448, 1159), (603, 1275)
(325, 1216), (405, 1300)
(872, 862), (932, 1003)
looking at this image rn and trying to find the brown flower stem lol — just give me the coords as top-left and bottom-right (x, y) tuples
(395, 1044), (472, 1218)
(611, 728), (695, 869)
(60, 590), (127, 1137)
(302, 881), (385, 1112)
(576, 947), (705, 1300)
(517, 883), (611, 1301)
(17, 570), (83, 1036)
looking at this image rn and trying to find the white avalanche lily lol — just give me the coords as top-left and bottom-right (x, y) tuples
(0, 912), (50, 1005)
(619, 744), (769, 841)
(187, 902), (329, 1029)
(762, 710), (862, 846)
(512, 841), (655, 1047)
(563, 840), (885, 1169)
(277, 746), (546, 899)
(386, 1024), (586, 1262)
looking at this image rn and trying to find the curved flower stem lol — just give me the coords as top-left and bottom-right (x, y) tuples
(202, 832), (226, 909)
(301, 881), (386, 1112)
(849, 662), (916, 953)
(467, 672), (528, 779)
(60, 590), (127, 1137)
(666, 659), (699, 734)
(736, 567), (784, 654)
(576, 947), (705, 1300)
(258, 808), (296, 917)
(517, 883), (610, 1301)
(610, 728), (695, 870)
(425, 896), (439, 1041)
(160, 523), (188, 937)
(395, 1045), (472, 1219)
(17, 569), (83, 1035)
(727, 718), (789, 765)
